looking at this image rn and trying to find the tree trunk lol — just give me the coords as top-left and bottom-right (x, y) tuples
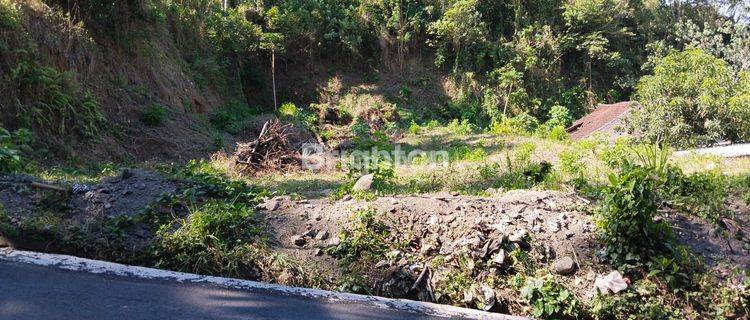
(271, 48), (278, 111)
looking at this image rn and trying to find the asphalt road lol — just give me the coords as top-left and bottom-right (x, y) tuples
(0, 260), (449, 320)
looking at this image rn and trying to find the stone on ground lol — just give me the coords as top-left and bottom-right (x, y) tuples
(351, 174), (374, 191)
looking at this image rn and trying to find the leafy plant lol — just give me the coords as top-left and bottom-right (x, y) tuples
(596, 162), (671, 265)
(326, 208), (390, 267)
(0, 127), (23, 173)
(140, 103), (168, 126)
(520, 275), (580, 319)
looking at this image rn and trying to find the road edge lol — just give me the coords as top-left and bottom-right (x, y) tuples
(0, 249), (526, 320)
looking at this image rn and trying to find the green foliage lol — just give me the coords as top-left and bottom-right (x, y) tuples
(490, 113), (539, 136)
(627, 49), (750, 147)
(659, 166), (730, 224)
(520, 275), (580, 319)
(175, 160), (268, 204)
(546, 126), (570, 141)
(546, 105), (572, 128)
(210, 101), (260, 134)
(427, 0), (487, 70)
(0, 127), (23, 173)
(9, 60), (105, 139)
(140, 103), (167, 126)
(154, 200), (262, 275)
(278, 102), (298, 118)
(326, 208), (390, 267)
(408, 121), (421, 135)
(447, 143), (487, 162)
(596, 160), (671, 265)
(446, 118), (475, 135)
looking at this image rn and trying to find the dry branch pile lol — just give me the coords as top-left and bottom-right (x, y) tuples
(233, 119), (300, 174)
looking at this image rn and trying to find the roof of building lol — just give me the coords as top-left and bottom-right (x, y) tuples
(566, 101), (636, 140)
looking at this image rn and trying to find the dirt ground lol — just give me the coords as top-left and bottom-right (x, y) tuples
(257, 188), (750, 307)
(1, 168), (748, 312)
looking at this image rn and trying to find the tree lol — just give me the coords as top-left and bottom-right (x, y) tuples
(427, 0), (487, 71)
(625, 49), (749, 147)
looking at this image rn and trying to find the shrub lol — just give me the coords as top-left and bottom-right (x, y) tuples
(408, 121), (421, 135)
(447, 118), (475, 135)
(140, 103), (167, 126)
(596, 162), (671, 265)
(210, 102), (260, 134)
(659, 167), (729, 223)
(278, 102), (299, 118)
(490, 113), (539, 135)
(0, 127), (23, 173)
(11, 61), (105, 139)
(546, 105), (572, 128)
(326, 208), (390, 267)
(154, 200), (263, 275)
(520, 275), (580, 319)
(447, 143), (487, 162)
(626, 49), (750, 147)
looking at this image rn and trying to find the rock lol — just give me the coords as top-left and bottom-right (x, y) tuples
(491, 249), (506, 266)
(303, 229), (317, 238)
(351, 174), (374, 191)
(314, 248), (323, 256)
(314, 230), (329, 240)
(291, 235), (306, 246)
(509, 229), (527, 242)
(257, 199), (281, 211)
(327, 236), (341, 247)
(120, 169), (134, 180)
(594, 271), (629, 295)
(552, 256), (576, 275)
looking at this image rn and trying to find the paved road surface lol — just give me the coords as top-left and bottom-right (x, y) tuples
(0, 260), (456, 320)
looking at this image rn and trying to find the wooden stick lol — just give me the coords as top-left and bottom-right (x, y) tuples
(29, 182), (68, 193)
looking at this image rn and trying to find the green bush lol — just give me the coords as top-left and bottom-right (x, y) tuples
(596, 162), (671, 265)
(659, 167), (729, 224)
(627, 49), (750, 147)
(490, 113), (539, 135)
(210, 102), (260, 134)
(326, 208), (390, 267)
(0, 127), (23, 173)
(10, 60), (105, 139)
(140, 103), (167, 126)
(520, 275), (580, 319)
(155, 200), (263, 275)
(278, 102), (299, 118)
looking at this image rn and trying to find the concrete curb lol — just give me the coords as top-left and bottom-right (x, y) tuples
(0, 249), (527, 320)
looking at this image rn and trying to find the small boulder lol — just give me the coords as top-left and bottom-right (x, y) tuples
(257, 199), (281, 211)
(552, 256), (576, 275)
(314, 230), (329, 240)
(509, 229), (527, 242)
(351, 174), (374, 192)
(491, 249), (506, 266)
(291, 235), (306, 246)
